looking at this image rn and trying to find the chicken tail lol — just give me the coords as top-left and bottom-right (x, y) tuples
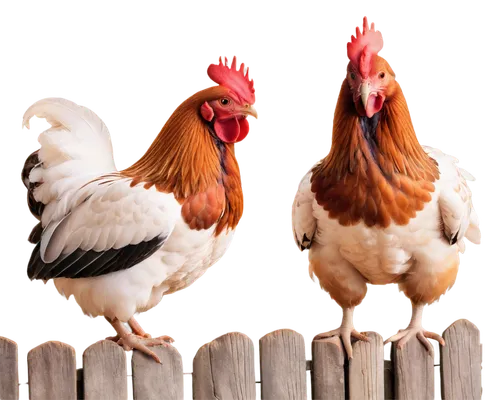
(465, 210), (483, 246)
(21, 96), (117, 172)
(21, 149), (45, 246)
(21, 150), (45, 225)
(22, 98), (117, 228)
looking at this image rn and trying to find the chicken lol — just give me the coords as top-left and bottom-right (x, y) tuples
(22, 57), (257, 362)
(292, 18), (480, 359)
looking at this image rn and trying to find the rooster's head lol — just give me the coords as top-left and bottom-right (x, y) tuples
(346, 17), (397, 118)
(199, 57), (257, 143)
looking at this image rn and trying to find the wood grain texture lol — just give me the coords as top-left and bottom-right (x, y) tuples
(132, 345), (183, 400)
(348, 332), (383, 400)
(27, 341), (76, 400)
(193, 332), (255, 400)
(0, 337), (19, 400)
(260, 329), (306, 400)
(440, 319), (481, 400)
(311, 336), (345, 400)
(392, 336), (434, 400)
(83, 341), (127, 400)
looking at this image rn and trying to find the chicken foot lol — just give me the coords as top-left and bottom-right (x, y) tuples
(105, 317), (174, 363)
(384, 303), (445, 355)
(314, 307), (370, 359)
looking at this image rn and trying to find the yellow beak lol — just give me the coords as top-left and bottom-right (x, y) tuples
(360, 81), (371, 109)
(243, 105), (258, 119)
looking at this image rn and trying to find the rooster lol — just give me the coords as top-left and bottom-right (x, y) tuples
(292, 18), (480, 358)
(22, 57), (257, 362)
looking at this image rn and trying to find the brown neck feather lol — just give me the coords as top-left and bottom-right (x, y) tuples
(122, 86), (243, 232)
(312, 80), (439, 227)
(122, 88), (225, 198)
(216, 143), (243, 234)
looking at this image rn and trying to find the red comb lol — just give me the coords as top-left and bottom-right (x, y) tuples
(347, 17), (383, 78)
(207, 57), (255, 105)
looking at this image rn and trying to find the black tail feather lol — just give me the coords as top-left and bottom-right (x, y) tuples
(21, 149), (45, 246)
(28, 222), (43, 244)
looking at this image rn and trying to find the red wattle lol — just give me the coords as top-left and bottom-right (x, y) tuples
(214, 117), (240, 143)
(236, 118), (249, 142)
(214, 117), (249, 143)
(365, 94), (384, 118)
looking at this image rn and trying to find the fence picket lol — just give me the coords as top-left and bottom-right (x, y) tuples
(27, 341), (77, 400)
(0, 319), (483, 399)
(260, 329), (306, 400)
(0, 337), (19, 400)
(193, 332), (255, 399)
(83, 340), (127, 400)
(440, 319), (481, 400)
(132, 345), (183, 400)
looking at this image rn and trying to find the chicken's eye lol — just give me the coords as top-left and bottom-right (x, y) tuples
(350, 72), (356, 80)
(379, 72), (385, 79)
(220, 98), (231, 106)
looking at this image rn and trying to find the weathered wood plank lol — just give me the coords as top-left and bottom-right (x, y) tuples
(260, 329), (306, 400)
(392, 336), (434, 400)
(83, 340), (127, 400)
(0, 337), (19, 400)
(27, 341), (76, 400)
(311, 336), (345, 400)
(440, 319), (481, 400)
(193, 332), (255, 399)
(383, 360), (394, 400)
(348, 332), (384, 400)
(132, 345), (183, 400)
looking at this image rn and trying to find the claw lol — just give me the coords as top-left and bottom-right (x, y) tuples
(343, 336), (353, 359)
(156, 335), (175, 343)
(314, 327), (369, 359)
(109, 333), (173, 363)
(352, 331), (371, 342)
(106, 317), (173, 363)
(385, 327), (445, 356)
(416, 331), (433, 353)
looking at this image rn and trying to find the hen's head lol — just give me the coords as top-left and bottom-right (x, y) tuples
(346, 17), (397, 118)
(199, 57), (257, 143)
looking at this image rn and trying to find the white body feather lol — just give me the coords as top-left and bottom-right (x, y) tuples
(293, 147), (480, 288)
(24, 98), (234, 321)
(55, 225), (234, 321)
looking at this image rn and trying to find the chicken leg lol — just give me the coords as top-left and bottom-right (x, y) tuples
(106, 317), (174, 363)
(384, 303), (445, 355)
(310, 256), (371, 358)
(314, 307), (370, 359)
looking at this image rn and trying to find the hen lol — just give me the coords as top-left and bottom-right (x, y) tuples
(292, 18), (480, 358)
(22, 57), (257, 362)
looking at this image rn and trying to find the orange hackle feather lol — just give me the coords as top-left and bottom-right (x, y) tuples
(311, 76), (439, 228)
(122, 86), (243, 234)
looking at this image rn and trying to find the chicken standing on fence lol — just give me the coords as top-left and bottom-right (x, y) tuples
(292, 18), (480, 358)
(22, 57), (257, 362)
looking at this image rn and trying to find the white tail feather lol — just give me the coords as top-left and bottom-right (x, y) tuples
(465, 208), (481, 244)
(23, 98), (116, 172)
(23, 98), (117, 223)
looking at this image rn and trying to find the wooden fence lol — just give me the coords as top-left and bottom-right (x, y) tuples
(0, 319), (481, 400)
